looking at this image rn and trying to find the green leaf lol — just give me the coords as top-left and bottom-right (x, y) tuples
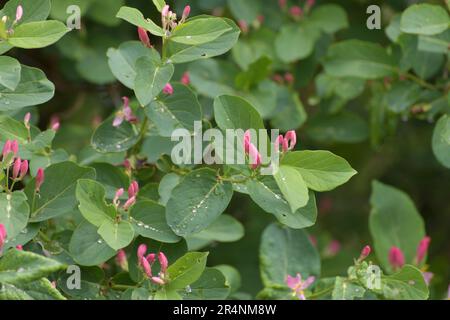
(383, 81), (422, 113)
(1, 0), (51, 25)
(400, 4), (450, 36)
(145, 83), (202, 137)
(17, 278), (66, 300)
(0, 56), (21, 90)
(0, 116), (29, 143)
(169, 18), (231, 45)
(0, 65), (54, 111)
(166, 18), (240, 64)
(281, 151), (357, 192)
(369, 181), (426, 271)
(116, 6), (164, 36)
(214, 95), (265, 131)
(158, 173), (181, 205)
(215, 265), (241, 294)
(88, 162), (130, 200)
(324, 40), (397, 79)
(24, 161), (96, 222)
(432, 115), (450, 169)
(270, 86), (308, 131)
(260, 223), (320, 287)
(178, 267), (230, 300)
(309, 4), (349, 34)
(166, 168), (233, 237)
(75, 179), (116, 227)
(332, 277), (365, 300)
(97, 219), (134, 251)
(275, 24), (316, 63)
(107, 41), (161, 89)
(0, 249), (65, 285)
(152, 0), (166, 12)
(227, 0), (260, 23)
(91, 116), (138, 153)
(0, 191), (29, 239)
(381, 265), (429, 300)
(134, 56), (174, 106)
(130, 200), (180, 243)
(69, 221), (116, 266)
(167, 252), (208, 289)
(235, 56), (272, 90)
(274, 166), (309, 213)
(7, 21), (70, 49)
(247, 176), (317, 229)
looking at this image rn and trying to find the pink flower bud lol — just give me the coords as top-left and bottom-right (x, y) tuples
(257, 15), (264, 24)
(36, 168), (45, 192)
(272, 74), (284, 84)
(12, 157), (21, 179)
(309, 235), (318, 247)
(15, 5), (23, 22)
(274, 135), (284, 153)
(16, 245), (23, 250)
(326, 240), (341, 256)
(360, 245), (371, 260)
(248, 143), (262, 169)
(151, 276), (165, 285)
(158, 252), (169, 273)
(416, 236), (431, 265)
(137, 27), (151, 48)
(24, 112), (31, 127)
(284, 130), (297, 151)
(162, 5), (170, 17)
(181, 72), (190, 85)
(289, 6), (303, 17)
(388, 246), (405, 270)
(128, 181), (139, 198)
(11, 140), (18, 156)
(163, 83), (174, 95)
(141, 256), (152, 278)
(238, 20), (248, 33)
(0, 223), (6, 251)
(50, 116), (60, 131)
(146, 253), (156, 264)
(306, 0), (315, 9)
(279, 0), (287, 9)
(123, 159), (131, 170)
(19, 160), (28, 179)
(113, 188), (124, 206)
(182, 5), (191, 20)
(51, 121), (60, 131)
(243, 130), (252, 153)
(2, 140), (12, 159)
(113, 115), (124, 127)
(422, 272), (433, 286)
(116, 249), (128, 269)
(284, 72), (294, 84)
(123, 196), (136, 210)
(137, 244), (147, 262)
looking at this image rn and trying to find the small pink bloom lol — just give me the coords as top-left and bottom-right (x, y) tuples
(15, 5), (23, 22)
(238, 20), (248, 33)
(151, 277), (165, 285)
(388, 246), (405, 270)
(158, 252), (169, 273)
(181, 72), (190, 85)
(123, 196), (136, 211)
(141, 256), (153, 278)
(0, 224), (6, 251)
(16, 245), (23, 251)
(286, 273), (315, 300)
(12, 157), (21, 179)
(284, 72), (294, 84)
(128, 181), (139, 198)
(289, 6), (303, 17)
(416, 236), (431, 265)
(35, 168), (44, 192)
(182, 5), (191, 20)
(284, 130), (297, 151)
(247, 143), (262, 169)
(161, 5), (170, 17)
(113, 115), (124, 127)
(19, 160), (28, 179)
(2, 140), (12, 159)
(24, 112), (31, 127)
(137, 244), (147, 262)
(137, 27), (151, 48)
(163, 83), (174, 95)
(360, 245), (371, 260)
(11, 140), (19, 156)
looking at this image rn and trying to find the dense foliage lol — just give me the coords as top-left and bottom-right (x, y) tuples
(0, 0), (448, 300)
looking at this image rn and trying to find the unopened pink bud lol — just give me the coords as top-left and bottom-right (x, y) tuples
(182, 5), (191, 20)
(16, 245), (23, 250)
(137, 27), (151, 48)
(162, 5), (170, 17)
(158, 252), (169, 273)
(146, 253), (156, 264)
(416, 236), (431, 265)
(151, 277), (165, 285)
(290, 6), (303, 17)
(141, 256), (152, 278)
(116, 249), (128, 269)
(274, 135), (284, 152)
(306, 0), (315, 8)
(279, 0), (287, 9)
(284, 130), (297, 151)
(257, 15), (264, 24)
(12, 157), (21, 179)
(11, 140), (18, 156)
(113, 115), (124, 127)
(327, 240), (341, 256)
(238, 20), (248, 33)
(272, 74), (284, 84)
(163, 83), (174, 95)
(51, 121), (60, 131)
(15, 5), (23, 22)
(0, 223), (6, 251)
(128, 181), (139, 198)
(2, 140), (12, 159)
(35, 168), (44, 192)
(123, 196), (136, 210)
(24, 112), (31, 127)
(248, 143), (262, 169)
(181, 72), (190, 85)
(361, 245), (371, 259)
(19, 160), (28, 179)
(389, 246), (405, 270)
(284, 72), (294, 84)
(114, 188), (124, 206)
(137, 244), (147, 261)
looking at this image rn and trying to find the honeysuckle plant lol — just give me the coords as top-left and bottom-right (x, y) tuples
(0, 0), (448, 301)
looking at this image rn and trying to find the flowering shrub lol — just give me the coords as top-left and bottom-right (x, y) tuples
(0, 0), (449, 300)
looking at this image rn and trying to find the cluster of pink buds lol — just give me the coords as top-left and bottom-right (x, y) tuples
(161, 4), (190, 36)
(113, 97), (137, 127)
(244, 130), (262, 169)
(137, 244), (169, 285)
(275, 130), (297, 153)
(2, 140), (30, 186)
(2, 139), (19, 164)
(113, 180), (138, 211)
(272, 73), (295, 85)
(181, 72), (190, 85)
(137, 27), (152, 48)
(163, 83), (174, 95)
(0, 224), (6, 253)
